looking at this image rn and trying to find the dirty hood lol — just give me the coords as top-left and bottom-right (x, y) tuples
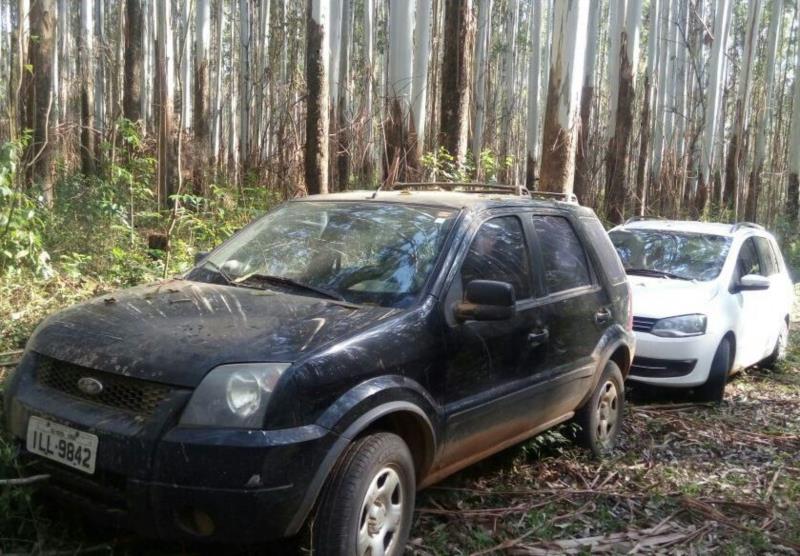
(27, 279), (397, 387)
(629, 275), (720, 319)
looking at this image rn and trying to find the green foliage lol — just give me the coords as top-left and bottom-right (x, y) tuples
(0, 135), (52, 278)
(421, 147), (514, 183)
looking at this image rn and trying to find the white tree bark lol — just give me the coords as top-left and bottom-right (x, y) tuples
(500, 0), (519, 157)
(525, 0), (541, 187)
(94, 0), (104, 134)
(411, 0), (432, 150)
(212, 0), (223, 162)
(674, 0), (689, 162)
(255, 0), (271, 158)
(363, 0), (376, 179)
(386, 0), (415, 178)
(651, 0), (671, 181)
(305, 0), (330, 194)
(606, 0), (622, 139)
(539, 0), (589, 192)
(180, 0), (192, 130)
(699, 0), (733, 200)
(472, 0), (493, 164)
(238, 0), (250, 166)
(787, 17), (800, 220)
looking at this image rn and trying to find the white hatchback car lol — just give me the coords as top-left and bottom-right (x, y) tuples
(609, 219), (794, 402)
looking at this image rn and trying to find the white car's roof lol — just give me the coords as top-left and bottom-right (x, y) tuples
(615, 219), (760, 238)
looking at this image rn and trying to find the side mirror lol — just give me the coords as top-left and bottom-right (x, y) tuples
(735, 274), (770, 292)
(194, 251), (210, 266)
(455, 280), (516, 321)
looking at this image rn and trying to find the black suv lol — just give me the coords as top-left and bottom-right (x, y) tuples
(4, 184), (634, 554)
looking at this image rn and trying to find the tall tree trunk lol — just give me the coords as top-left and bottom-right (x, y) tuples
(156, 0), (176, 208)
(499, 0), (519, 174)
(724, 0), (761, 217)
(439, 0), (475, 169)
(539, 0), (589, 193)
(255, 0), (271, 161)
(361, 0), (376, 183)
(787, 17), (800, 226)
(79, 0), (95, 174)
(411, 0), (432, 160)
(386, 0), (416, 182)
(180, 0), (192, 130)
(212, 0), (223, 165)
(194, 0), (211, 191)
(26, 0), (55, 205)
(747, 0), (782, 222)
(697, 0), (732, 214)
(635, 0), (659, 215)
(650, 0), (670, 197)
(472, 0), (492, 169)
(239, 0), (251, 171)
(124, 0), (144, 122)
(335, 0), (352, 190)
(304, 0), (330, 195)
(574, 0), (600, 201)
(604, 0), (643, 224)
(94, 0), (105, 139)
(524, 0), (541, 189)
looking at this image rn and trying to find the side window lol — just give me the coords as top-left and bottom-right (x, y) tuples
(580, 216), (627, 284)
(736, 238), (762, 278)
(754, 237), (778, 276)
(460, 216), (532, 299)
(533, 215), (592, 293)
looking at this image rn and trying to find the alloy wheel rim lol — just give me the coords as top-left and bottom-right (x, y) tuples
(595, 380), (619, 447)
(357, 466), (403, 556)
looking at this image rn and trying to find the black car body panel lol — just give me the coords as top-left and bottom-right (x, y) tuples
(3, 190), (634, 544)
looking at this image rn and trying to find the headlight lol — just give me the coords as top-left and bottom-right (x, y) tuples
(651, 314), (707, 337)
(180, 363), (290, 428)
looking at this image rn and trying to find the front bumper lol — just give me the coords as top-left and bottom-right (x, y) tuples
(627, 331), (718, 388)
(3, 354), (337, 544)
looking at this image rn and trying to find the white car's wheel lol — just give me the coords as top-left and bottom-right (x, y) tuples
(763, 320), (789, 369)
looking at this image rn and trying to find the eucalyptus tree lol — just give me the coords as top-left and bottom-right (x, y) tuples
(239, 0), (251, 168)
(439, 0), (475, 168)
(412, 0), (432, 158)
(604, 0), (643, 224)
(698, 0), (733, 213)
(79, 0), (95, 173)
(386, 0), (415, 180)
(724, 0), (762, 215)
(747, 0), (782, 221)
(539, 0), (589, 193)
(211, 0), (224, 165)
(574, 0), (601, 201)
(635, 0), (659, 214)
(787, 18), (800, 224)
(472, 0), (492, 167)
(180, 0), (192, 130)
(525, 0), (541, 188)
(500, 0), (519, 167)
(336, 0), (352, 189)
(156, 0), (176, 207)
(305, 0), (330, 195)
(124, 0), (144, 122)
(362, 0), (376, 181)
(194, 0), (211, 189)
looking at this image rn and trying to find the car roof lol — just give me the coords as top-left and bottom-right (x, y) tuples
(613, 219), (752, 237)
(293, 189), (594, 214)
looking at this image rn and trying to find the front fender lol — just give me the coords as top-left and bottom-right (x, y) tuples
(577, 324), (634, 408)
(285, 375), (442, 535)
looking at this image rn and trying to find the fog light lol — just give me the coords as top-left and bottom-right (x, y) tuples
(176, 507), (216, 537)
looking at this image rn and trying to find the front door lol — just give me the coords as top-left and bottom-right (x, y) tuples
(438, 214), (551, 469)
(733, 238), (772, 366)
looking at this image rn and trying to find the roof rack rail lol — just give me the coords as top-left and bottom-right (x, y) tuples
(624, 215), (666, 225)
(730, 221), (764, 232)
(528, 190), (579, 204)
(390, 181), (530, 196)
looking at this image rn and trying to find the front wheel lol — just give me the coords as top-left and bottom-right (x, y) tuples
(312, 432), (415, 556)
(574, 361), (625, 457)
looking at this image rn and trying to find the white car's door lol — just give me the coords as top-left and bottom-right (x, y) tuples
(732, 238), (772, 366)
(754, 236), (793, 354)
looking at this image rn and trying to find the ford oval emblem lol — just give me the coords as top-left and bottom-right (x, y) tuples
(77, 377), (104, 396)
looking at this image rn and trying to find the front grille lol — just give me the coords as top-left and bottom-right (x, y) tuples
(630, 356), (697, 378)
(632, 316), (658, 333)
(37, 357), (171, 416)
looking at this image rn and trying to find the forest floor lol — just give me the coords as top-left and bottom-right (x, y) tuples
(1, 285), (799, 555)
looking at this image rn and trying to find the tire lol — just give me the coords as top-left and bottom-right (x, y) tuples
(762, 321), (789, 369)
(312, 432), (415, 556)
(694, 337), (732, 403)
(574, 361), (625, 457)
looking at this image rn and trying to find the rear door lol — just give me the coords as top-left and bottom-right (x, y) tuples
(753, 236), (789, 357)
(529, 213), (612, 405)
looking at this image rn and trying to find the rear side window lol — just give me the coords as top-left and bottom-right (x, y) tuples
(580, 216), (627, 284)
(461, 216), (532, 299)
(754, 237), (779, 276)
(736, 238), (763, 278)
(532, 215), (592, 293)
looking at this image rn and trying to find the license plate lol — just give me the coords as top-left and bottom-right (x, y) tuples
(26, 416), (98, 474)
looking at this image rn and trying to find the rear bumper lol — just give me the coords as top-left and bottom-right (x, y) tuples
(4, 355), (338, 544)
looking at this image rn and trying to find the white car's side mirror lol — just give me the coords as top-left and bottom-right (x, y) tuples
(735, 274), (771, 292)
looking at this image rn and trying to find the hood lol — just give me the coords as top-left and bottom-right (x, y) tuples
(28, 279), (397, 387)
(629, 275), (720, 319)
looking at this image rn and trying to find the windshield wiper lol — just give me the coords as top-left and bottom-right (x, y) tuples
(233, 273), (346, 301)
(625, 268), (691, 281)
(199, 259), (235, 285)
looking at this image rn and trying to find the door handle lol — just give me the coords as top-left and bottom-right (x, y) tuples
(594, 308), (612, 325)
(528, 328), (549, 346)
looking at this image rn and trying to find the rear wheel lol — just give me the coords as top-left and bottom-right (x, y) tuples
(312, 432), (415, 556)
(575, 361), (625, 457)
(694, 337), (732, 403)
(763, 321), (789, 369)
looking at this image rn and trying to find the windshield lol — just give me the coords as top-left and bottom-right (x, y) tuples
(609, 229), (732, 281)
(187, 201), (457, 308)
